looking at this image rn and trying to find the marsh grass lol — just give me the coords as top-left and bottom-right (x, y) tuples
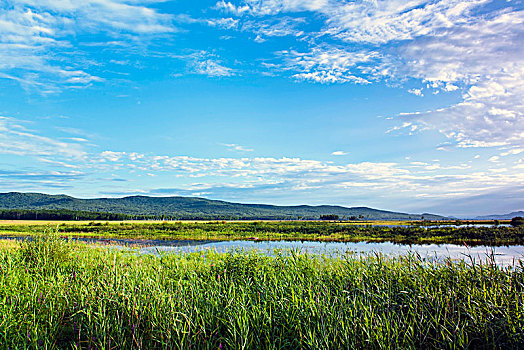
(0, 237), (523, 349)
(2, 221), (523, 246)
(18, 227), (72, 277)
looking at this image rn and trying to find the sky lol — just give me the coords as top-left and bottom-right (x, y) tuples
(0, 0), (523, 217)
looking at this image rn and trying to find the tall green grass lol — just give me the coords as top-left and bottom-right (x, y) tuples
(2, 221), (523, 245)
(0, 238), (523, 349)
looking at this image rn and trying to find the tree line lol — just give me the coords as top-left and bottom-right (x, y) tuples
(0, 209), (303, 221)
(0, 209), (134, 221)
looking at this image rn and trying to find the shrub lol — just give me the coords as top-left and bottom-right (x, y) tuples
(510, 216), (524, 227)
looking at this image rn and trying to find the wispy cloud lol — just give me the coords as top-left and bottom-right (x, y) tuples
(0, 0), (175, 91)
(320, 0), (486, 44)
(89, 150), (524, 204)
(0, 116), (86, 158)
(277, 46), (377, 84)
(0, 106), (505, 206)
(221, 143), (254, 152)
(214, 0), (328, 16)
(0, 169), (83, 181)
(210, 0), (523, 149)
(242, 16), (306, 42)
(193, 58), (235, 77)
(176, 51), (235, 77)
(15, 0), (175, 34)
(393, 9), (524, 149)
(2, 116), (523, 214)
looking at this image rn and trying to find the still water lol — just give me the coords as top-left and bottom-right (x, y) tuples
(2, 235), (523, 266)
(140, 240), (524, 266)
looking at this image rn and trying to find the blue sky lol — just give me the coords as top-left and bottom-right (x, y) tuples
(0, 0), (523, 216)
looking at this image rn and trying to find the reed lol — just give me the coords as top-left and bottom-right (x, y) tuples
(1, 221), (523, 245)
(0, 238), (523, 349)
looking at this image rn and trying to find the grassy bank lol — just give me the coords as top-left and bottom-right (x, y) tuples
(0, 221), (523, 245)
(1, 234), (523, 349)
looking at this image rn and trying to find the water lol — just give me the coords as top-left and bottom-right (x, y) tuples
(3, 235), (523, 266)
(139, 240), (524, 266)
(419, 224), (512, 228)
(369, 224), (511, 228)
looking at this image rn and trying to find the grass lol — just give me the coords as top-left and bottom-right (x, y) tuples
(0, 221), (522, 246)
(0, 234), (523, 349)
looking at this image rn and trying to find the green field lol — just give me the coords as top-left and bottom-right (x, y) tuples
(1, 233), (523, 349)
(0, 220), (522, 245)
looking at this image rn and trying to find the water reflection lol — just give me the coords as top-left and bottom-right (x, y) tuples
(138, 240), (524, 266)
(2, 235), (523, 266)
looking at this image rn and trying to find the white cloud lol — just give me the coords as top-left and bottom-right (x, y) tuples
(331, 151), (347, 156)
(241, 16), (306, 41)
(194, 59), (234, 77)
(221, 143), (254, 152)
(408, 88), (423, 97)
(183, 51), (235, 77)
(215, 1), (251, 16)
(501, 148), (524, 157)
(307, 2), (524, 149)
(375, 8), (524, 148)
(15, 0), (175, 34)
(3, 117), (524, 213)
(100, 150), (524, 210)
(0, 116), (85, 158)
(66, 137), (89, 142)
(321, 0), (487, 44)
(206, 17), (239, 29)
(216, 0), (487, 44)
(279, 46), (378, 83)
(215, 0), (328, 16)
(213, 1), (523, 149)
(101, 151), (126, 162)
(0, 1), (174, 91)
(37, 158), (80, 169)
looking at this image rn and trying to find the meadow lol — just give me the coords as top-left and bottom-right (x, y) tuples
(0, 232), (523, 349)
(0, 220), (522, 246)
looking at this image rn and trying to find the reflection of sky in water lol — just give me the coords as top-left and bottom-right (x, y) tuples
(138, 240), (524, 266)
(374, 224), (512, 228)
(2, 235), (523, 266)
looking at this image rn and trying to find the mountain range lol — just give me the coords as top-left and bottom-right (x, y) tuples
(474, 211), (524, 220)
(0, 192), (447, 220)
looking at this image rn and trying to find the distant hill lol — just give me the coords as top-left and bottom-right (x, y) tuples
(474, 211), (524, 220)
(0, 192), (447, 220)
